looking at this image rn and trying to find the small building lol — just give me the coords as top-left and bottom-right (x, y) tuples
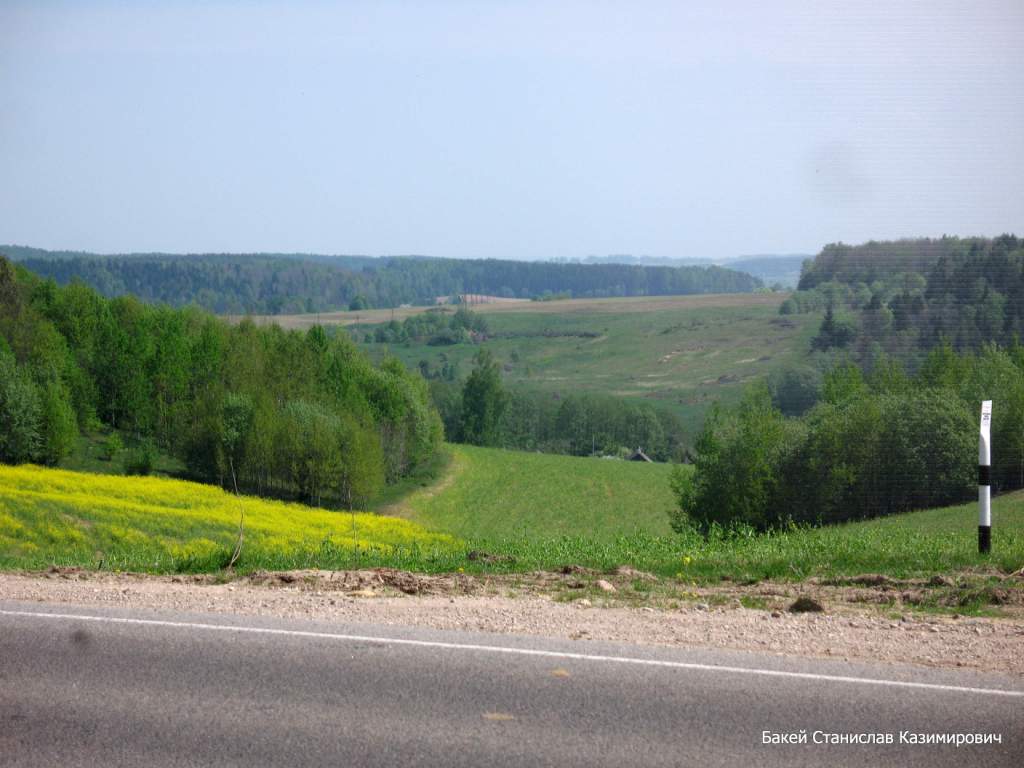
(628, 447), (653, 463)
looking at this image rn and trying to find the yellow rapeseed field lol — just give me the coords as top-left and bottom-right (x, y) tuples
(0, 464), (458, 570)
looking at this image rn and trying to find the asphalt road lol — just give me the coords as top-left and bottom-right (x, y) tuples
(0, 601), (1021, 767)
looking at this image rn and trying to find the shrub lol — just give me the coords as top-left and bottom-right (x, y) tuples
(674, 385), (975, 533)
(100, 432), (124, 462)
(123, 440), (156, 476)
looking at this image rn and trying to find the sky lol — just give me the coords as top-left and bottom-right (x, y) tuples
(1, 0), (1022, 261)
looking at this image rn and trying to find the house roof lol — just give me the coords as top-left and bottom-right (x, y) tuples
(628, 447), (653, 462)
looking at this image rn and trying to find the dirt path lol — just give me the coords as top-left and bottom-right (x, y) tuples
(376, 450), (464, 519)
(3, 568), (1022, 676)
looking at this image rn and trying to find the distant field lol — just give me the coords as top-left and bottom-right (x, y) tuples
(229, 292), (787, 330)
(386, 444), (678, 541)
(0, 465), (457, 572)
(359, 294), (817, 433)
(227, 293), (817, 434)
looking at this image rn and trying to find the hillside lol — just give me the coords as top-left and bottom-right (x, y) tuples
(0, 465), (456, 572)
(384, 444), (679, 540)
(388, 446), (1023, 582)
(354, 293), (820, 434)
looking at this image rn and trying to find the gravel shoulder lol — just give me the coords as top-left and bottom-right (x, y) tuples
(2, 567), (1022, 676)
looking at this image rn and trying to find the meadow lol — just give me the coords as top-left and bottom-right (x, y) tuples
(233, 294), (819, 433)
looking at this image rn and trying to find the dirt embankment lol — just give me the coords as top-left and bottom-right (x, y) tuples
(3, 566), (1023, 676)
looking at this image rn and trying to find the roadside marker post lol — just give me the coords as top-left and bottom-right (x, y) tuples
(979, 400), (992, 554)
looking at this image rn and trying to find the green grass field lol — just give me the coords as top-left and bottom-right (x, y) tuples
(355, 294), (820, 433)
(386, 444), (678, 540)
(2, 453), (1022, 591)
(382, 444), (1024, 582)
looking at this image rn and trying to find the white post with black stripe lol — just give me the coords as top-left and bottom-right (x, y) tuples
(978, 400), (992, 554)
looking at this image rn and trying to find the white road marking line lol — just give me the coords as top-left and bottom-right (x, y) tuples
(2, 608), (1022, 698)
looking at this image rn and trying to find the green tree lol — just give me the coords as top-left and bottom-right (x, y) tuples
(671, 383), (788, 533)
(812, 304), (857, 351)
(38, 380), (78, 465)
(0, 352), (42, 464)
(821, 359), (866, 404)
(337, 418), (385, 509)
(459, 349), (507, 446)
(768, 366), (821, 416)
(278, 400), (343, 505)
(221, 392), (254, 489)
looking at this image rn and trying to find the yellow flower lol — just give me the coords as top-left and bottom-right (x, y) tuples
(682, 555), (693, 566)
(457, 567), (465, 573)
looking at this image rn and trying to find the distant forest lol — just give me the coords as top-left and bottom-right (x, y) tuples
(1, 246), (762, 315)
(579, 253), (809, 287)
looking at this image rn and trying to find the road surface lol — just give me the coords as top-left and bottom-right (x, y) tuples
(1, 601), (1020, 767)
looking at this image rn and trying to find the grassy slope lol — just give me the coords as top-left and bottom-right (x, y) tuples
(388, 444), (1024, 581)
(0, 465), (457, 572)
(678, 494), (1024, 582)
(3, 452), (1021, 584)
(388, 444), (677, 541)
(358, 295), (819, 433)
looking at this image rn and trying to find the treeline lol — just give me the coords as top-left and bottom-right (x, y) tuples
(672, 343), (1024, 533)
(784, 235), (1024, 358)
(6, 247), (762, 315)
(0, 258), (441, 506)
(430, 351), (686, 461)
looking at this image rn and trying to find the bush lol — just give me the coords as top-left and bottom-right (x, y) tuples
(101, 432), (124, 462)
(768, 366), (820, 416)
(671, 384), (791, 533)
(124, 441), (156, 476)
(673, 384), (975, 533)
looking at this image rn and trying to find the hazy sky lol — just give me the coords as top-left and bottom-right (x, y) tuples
(1, 1), (1021, 260)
